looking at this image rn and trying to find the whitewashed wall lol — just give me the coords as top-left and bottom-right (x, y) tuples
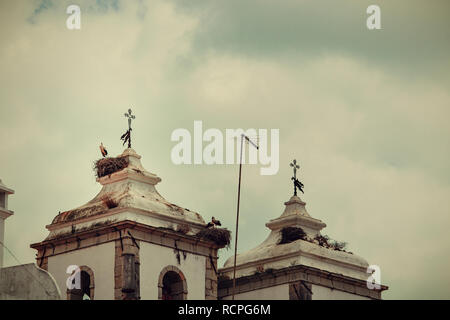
(47, 241), (115, 300)
(0, 218), (4, 267)
(223, 283), (371, 300)
(223, 284), (289, 300)
(139, 242), (206, 300)
(312, 284), (370, 300)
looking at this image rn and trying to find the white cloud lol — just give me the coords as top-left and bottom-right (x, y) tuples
(0, 0), (449, 300)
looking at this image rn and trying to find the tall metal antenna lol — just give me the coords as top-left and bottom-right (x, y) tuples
(232, 134), (259, 300)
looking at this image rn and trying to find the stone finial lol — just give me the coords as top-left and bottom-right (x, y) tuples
(266, 195), (326, 238)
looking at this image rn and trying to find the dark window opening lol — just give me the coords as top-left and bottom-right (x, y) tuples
(161, 271), (184, 300)
(69, 271), (91, 300)
(0, 192), (6, 208)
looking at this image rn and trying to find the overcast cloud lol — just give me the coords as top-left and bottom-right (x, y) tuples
(0, 0), (449, 299)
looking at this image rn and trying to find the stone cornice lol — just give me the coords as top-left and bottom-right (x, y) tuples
(266, 214), (326, 231)
(46, 206), (206, 232)
(220, 245), (368, 277)
(218, 264), (388, 300)
(96, 168), (161, 186)
(0, 208), (13, 219)
(0, 183), (14, 194)
(31, 220), (222, 254)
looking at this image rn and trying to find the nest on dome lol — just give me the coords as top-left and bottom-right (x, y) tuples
(279, 226), (308, 244)
(94, 156), (128, 178)
(196, 228), (231, 248)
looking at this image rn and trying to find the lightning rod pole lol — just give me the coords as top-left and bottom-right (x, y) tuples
(232, 135), (244, 300)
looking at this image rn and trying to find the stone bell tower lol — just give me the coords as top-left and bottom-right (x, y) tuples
(31, 148), (225, 300)
(218, 160), (388, 300)
(219, 193), (388, 299)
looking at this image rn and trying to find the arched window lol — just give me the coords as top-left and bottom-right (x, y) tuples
(67, 266), (95, 300)
(158, 266), (187, 300)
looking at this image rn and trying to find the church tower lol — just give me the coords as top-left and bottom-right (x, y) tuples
(218, 161), (388, 300)
(31, 148), (225, 300)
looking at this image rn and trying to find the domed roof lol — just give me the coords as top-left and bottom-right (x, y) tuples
(47, 148), (206, 239)
(222, 195), (370, 281)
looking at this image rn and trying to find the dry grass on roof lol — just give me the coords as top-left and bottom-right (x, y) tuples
(94, 156), (128, 178)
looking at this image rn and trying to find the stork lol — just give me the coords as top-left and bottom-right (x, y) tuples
(212, 216), (221, 226)
(99, 143), (108, 157)
(206, 216), (222, 228)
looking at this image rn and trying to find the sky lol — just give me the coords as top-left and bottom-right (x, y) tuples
(0, 0), (449, 299)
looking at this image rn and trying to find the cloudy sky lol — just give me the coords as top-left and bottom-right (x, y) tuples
(1, 0), (449, 299)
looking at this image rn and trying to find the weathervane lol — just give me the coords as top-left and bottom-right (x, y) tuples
(290, 159), (304, 196)
(121, 108), (135, 148)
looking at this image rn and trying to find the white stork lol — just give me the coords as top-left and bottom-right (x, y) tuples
(206, 217), (222, 228)
(212, 216), (221, 226)
(99, 142), (108, 157)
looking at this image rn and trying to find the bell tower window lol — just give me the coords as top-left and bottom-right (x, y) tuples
(158, 266), (187, 300)
(67, 266), (95, 300)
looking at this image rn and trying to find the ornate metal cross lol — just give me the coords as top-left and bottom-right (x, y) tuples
(124, 108), (135, 131)
(290, 159), (304, 196)
(121, 108), (135, 148)
(290, 159), (300, 179)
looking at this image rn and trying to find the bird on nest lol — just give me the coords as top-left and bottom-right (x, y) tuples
(99, 142), (108, 157)
(206, 216), (222, 228)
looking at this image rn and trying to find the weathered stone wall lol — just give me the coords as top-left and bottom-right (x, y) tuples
(205, 250), (218, 300)
(114, 230), (140, 300)
(0, 263), (61, 300)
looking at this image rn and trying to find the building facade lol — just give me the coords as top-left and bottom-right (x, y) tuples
(29, 148), (387, 300)
(31, 148), (223, 300)
(218, 195), (388, 299)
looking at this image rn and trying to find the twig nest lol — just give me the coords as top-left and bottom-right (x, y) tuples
(94, 156), (128, 178)
(196, 228), (231, 247)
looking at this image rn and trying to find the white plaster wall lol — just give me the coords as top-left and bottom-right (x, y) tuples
(47, 241), (115, 300)
(222, 284), (289, 300)
(139, 242), (206, 300)
(0, 218), (4, 267)
(312, 284), (370, 300)
(0, 263), (61, 300)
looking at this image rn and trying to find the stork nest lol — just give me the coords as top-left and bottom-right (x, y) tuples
(278, 227), (349, 252)
(196, 228), (231, 248)
(94, 156), (128, 178)
(279, 227), (307, 244)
